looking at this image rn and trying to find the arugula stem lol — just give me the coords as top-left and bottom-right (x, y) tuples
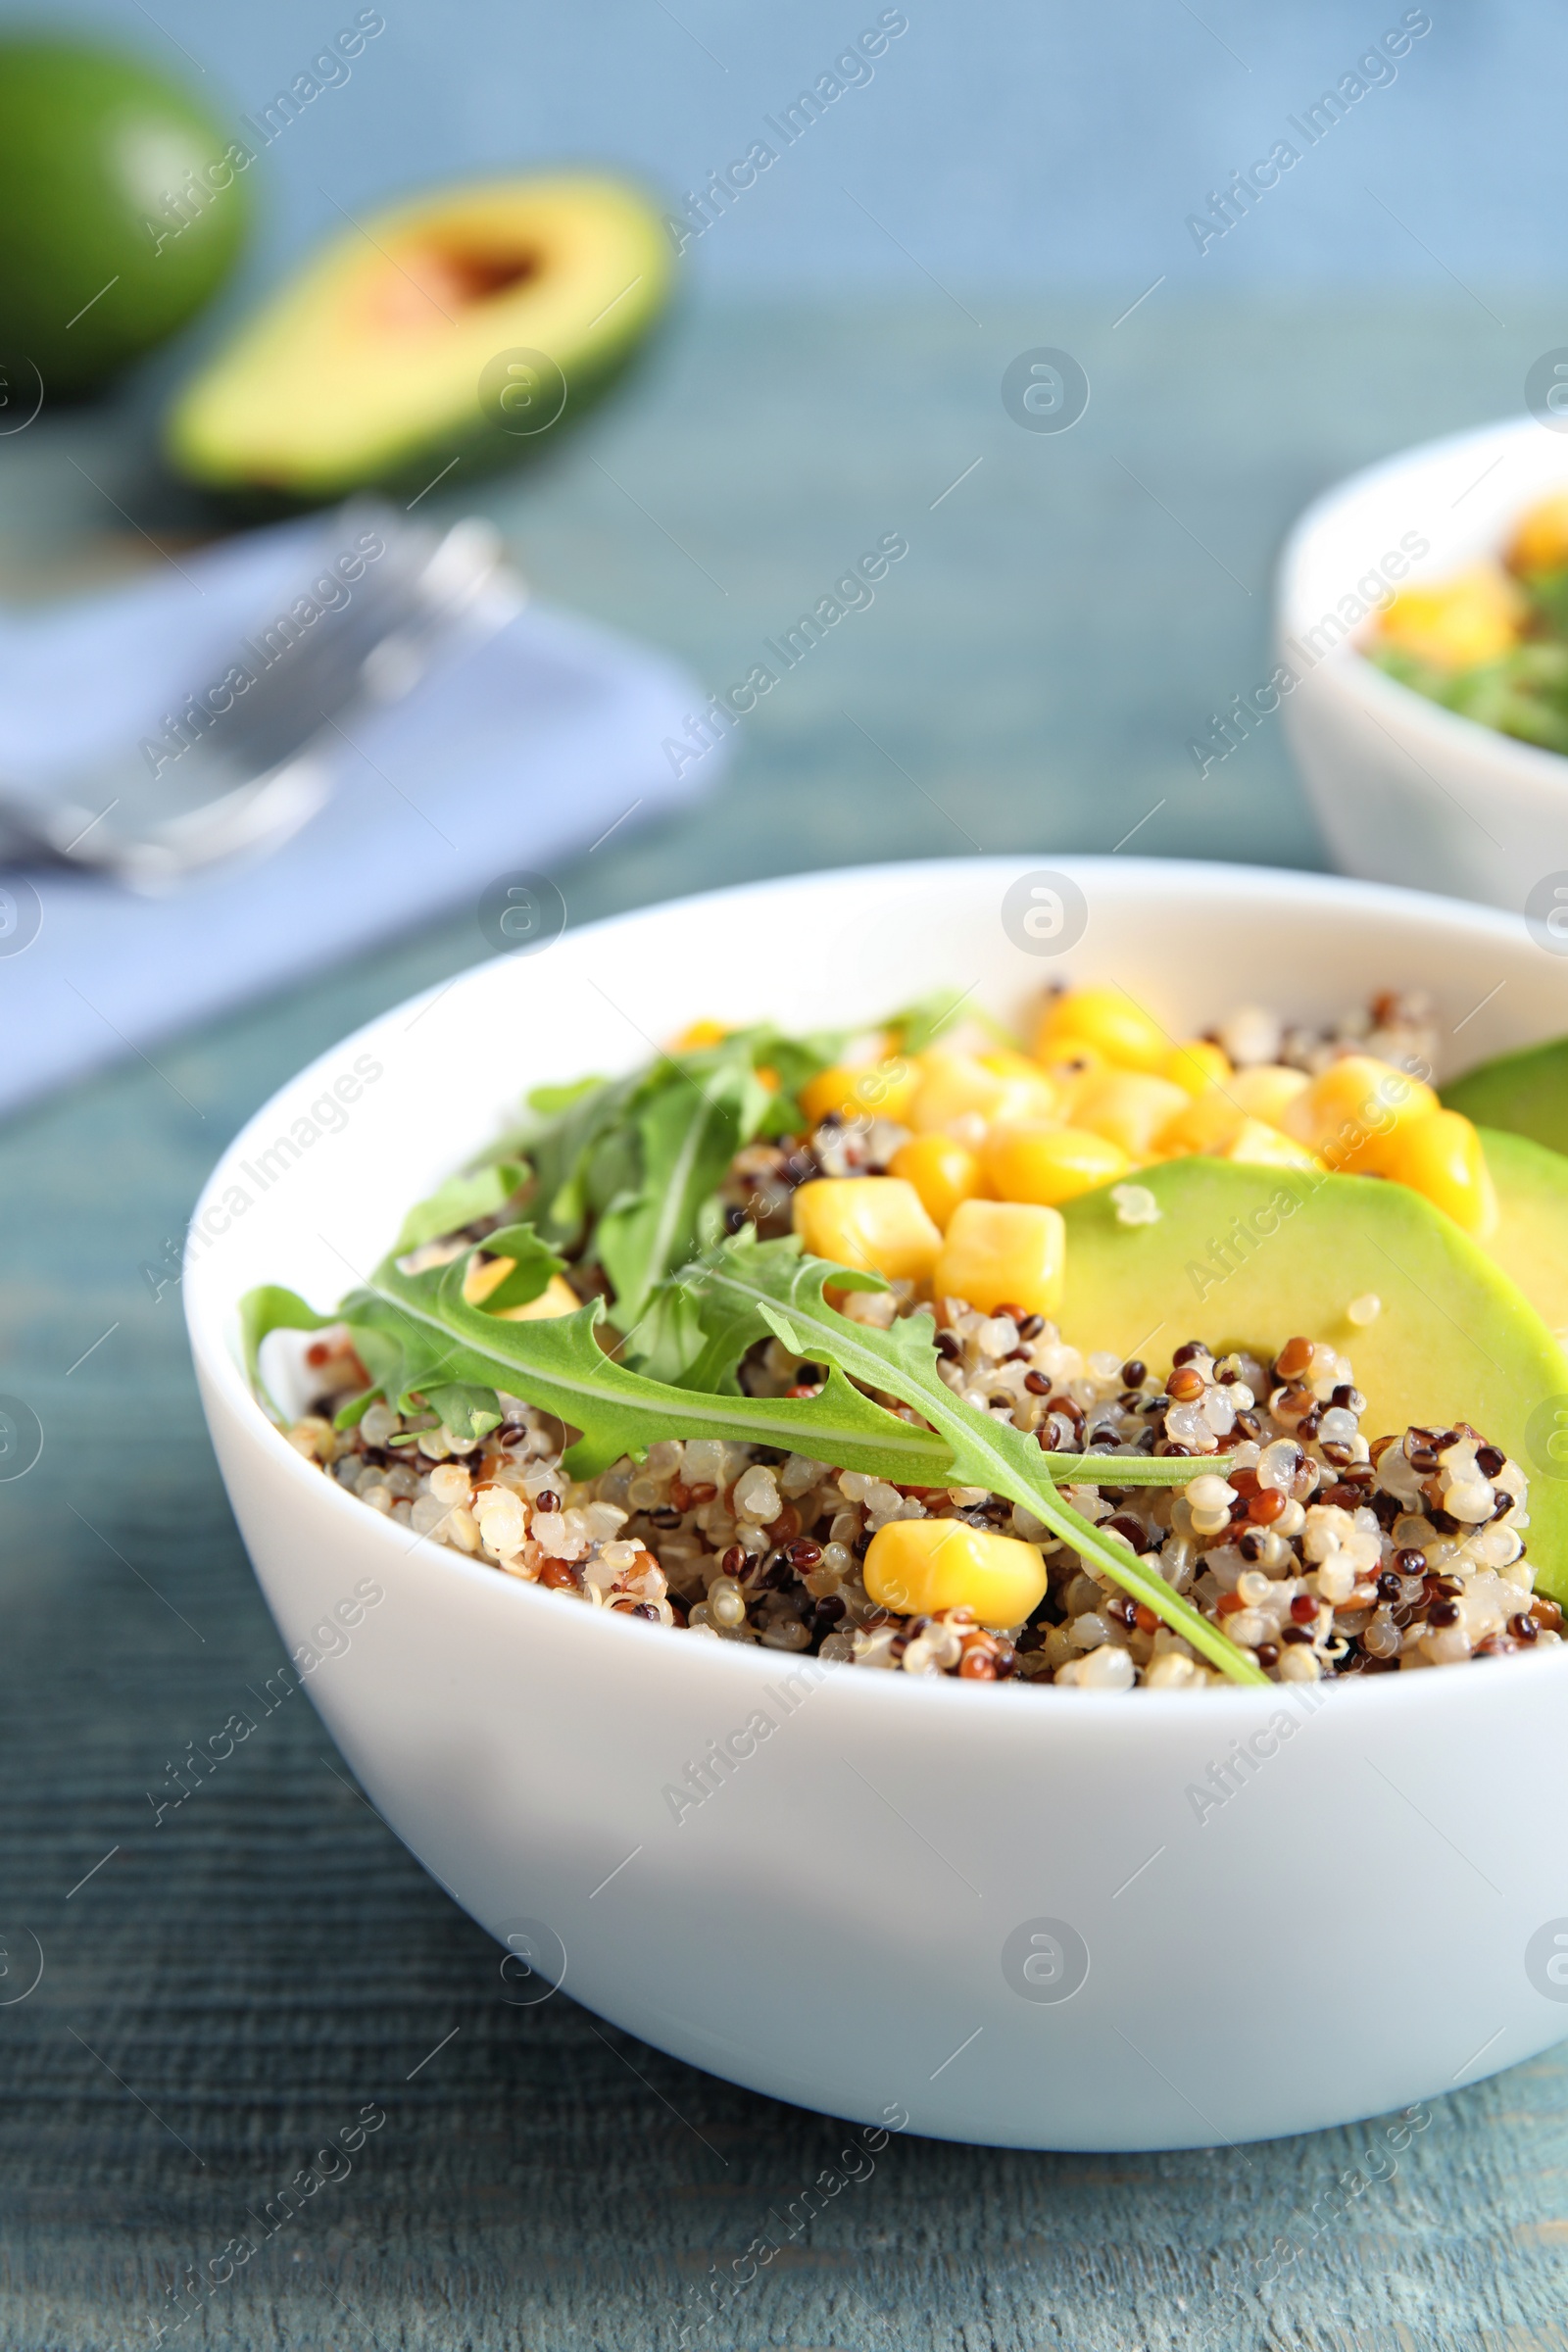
(969, 1460), (1267, 1687)
(260, 1241), (1266, 1690)
(693, 1259), (1270, 1690)
(1036, 1453), (1234, 1486)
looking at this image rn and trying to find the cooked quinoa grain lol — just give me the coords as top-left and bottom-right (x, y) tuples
(291, 1300), (1555, 1691)
(268, 979), (1567, 1695)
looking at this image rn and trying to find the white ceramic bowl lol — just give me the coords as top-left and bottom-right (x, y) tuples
(1277, 416), (1568, 912)
(185, 858), (1568, 2151)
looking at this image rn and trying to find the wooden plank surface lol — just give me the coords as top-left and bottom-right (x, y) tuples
(3, 293), (1568, 2350)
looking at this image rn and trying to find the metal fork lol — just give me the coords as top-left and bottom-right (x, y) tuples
(0, 501), (521, 891)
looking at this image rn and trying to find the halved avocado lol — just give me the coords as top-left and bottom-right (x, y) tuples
(1443, 1035), (1568, 1156)
(1057, 1158), (1568, 1591)
(1481, 1125), (1568, 1342)
(166, 174), (672, 505)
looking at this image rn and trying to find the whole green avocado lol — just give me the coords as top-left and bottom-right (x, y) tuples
(0, 40), (249, 399)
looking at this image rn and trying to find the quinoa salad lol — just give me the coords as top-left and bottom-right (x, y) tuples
(1367, 485), (1568, 756)
(251, 979), (1568, 1695)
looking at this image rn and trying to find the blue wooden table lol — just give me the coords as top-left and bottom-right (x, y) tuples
(3, 292), (1567, 2350)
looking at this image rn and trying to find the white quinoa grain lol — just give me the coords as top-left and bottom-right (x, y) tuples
(1421, 1624), (1472, 1665)
(1314, 1557), (1356, 1605)
(1445, 1480), (1495, 1524)
(1145, 1652), (1203, 1690)
(301, 1128), (1550, 1696)
(1075, 1644), (1137, 1690)
(1217, 1004), (1281, 1065)
(708, 1578), (747, 1628)
(1109, 1182), (1161, 1226)
(733, 1466), (781, 1522)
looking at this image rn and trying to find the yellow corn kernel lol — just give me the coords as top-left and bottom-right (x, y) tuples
(1282, 1054), (1439, 1175)
(464, 1253), (514, 1306)
(889, 1134), (986, 1230)
(1376, 566), (1524, 670)
(934, 1198), (1065, 1318)
(1035, 984), (1169, 1073)
(864, 1515), (1048, 1627)
(465, 1255), (581, 1320)
(977, 1047), (1049, 1084)
(908, 1049), (1056, 1135)
(1161, 1039), (1232, 1098)
(983, 1121), (1130, 1205)
(792, 1176), (942, 1283)
(1072, 1068), (1191, 1158)
(1228, 1062), (1310, 1126)
(1036, 1042), (1106, 1084)
(1381, 1108), (1498, 1239)
(1156, 1088), (1245, 1157)
(1223, 1117), (1322, 1172)
(499, 1273), (582, 1322)
(801, 1055), (919, 1127)
(1507, 489), (1568, 579)
(670, 1018), (729, 1051)
(1035, 1042), (1105, 1111)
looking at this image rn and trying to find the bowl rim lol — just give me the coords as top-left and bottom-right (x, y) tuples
(1275, 412), (1568, 793)
(184, 852), (1568, 1727)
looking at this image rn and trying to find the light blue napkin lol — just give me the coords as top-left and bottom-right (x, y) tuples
(0, 516), (715, 1115)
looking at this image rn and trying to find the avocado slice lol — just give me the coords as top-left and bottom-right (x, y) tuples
(1481, 1125), (1568, 1342)
(1058, 1158), (1568, 1594)
(0, 39), (248, 397)
(1443, 1035), (1568, 1156)
(166, 174), (672, 506)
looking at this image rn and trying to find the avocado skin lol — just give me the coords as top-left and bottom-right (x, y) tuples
(1443, 1037), (1568, 1157)
(1481, 1126), (1568, 1344)
(0, 40), (248, 399)
(402, 304), (674, 499)
(1058, 1156), (1568, 1601)
(175, 309), (673, 521)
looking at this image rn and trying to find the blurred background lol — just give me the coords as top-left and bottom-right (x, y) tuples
(5, 0), (1566, 938)
(15, 0), (1548, 289)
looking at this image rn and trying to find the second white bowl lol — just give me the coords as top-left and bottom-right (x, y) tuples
(1277, 416), (1568, 912)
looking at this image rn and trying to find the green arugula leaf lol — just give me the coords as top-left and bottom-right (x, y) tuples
(332, 1387), (378, 1431)
(240, 1237), (1258, 1682)
(500, 1025), (837, 1319)
(422, 1384), (506, 1443)
(616, 1270), (712, 1389)
(468, 1222), (566, 1312)
(641, 1229), (800, 1393)
(674, 1247), (1266, 1686)
(745, 1026), (842, 1130)
(640, 1238), (1225, 1487)
(329, 1248), (958, 1483)
(593, 1058), (760, 1329)
(889, 989), (1025, 1057)
(514, 1068), (644, 1244)
(327, 1271), (505, 1446)
(501, 1029), (809, 1264)
(241, 1285), (332, 1413)
(526, 1075), (603, 1119)
(394, 1160), (528, 1252)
